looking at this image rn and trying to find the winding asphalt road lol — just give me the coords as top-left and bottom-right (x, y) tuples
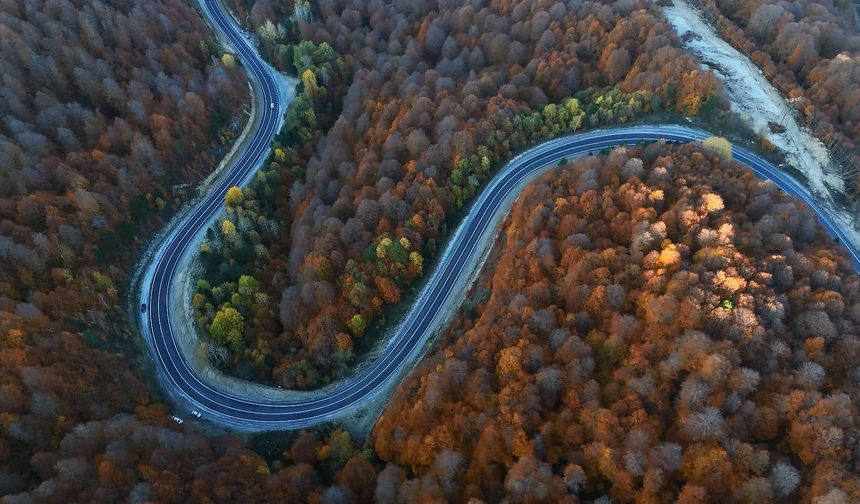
(140, 0), (860, 430)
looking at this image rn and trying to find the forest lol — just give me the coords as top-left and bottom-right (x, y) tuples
(0, 0), (260, 498)
(0, 0), (250, 317)
(373, 141), (860, 502)
(194, 0), (725, 387)
(3, 0), (860, 501)
(11, 140), (860, 501)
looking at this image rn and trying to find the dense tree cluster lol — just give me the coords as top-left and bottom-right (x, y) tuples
(0, 1), (376, 500)
(225, 0), (296, 29)
(695, 0), (860, 183)
(4, 406), (378, 503)
(200, 0), (725, 387)
(373, 142), (860, 502)
(193, 39), (350, 381)
(0, 0), (249, 305)
(13, 134), (860, 501)
(225, 0), (311, 69)
(15, 0), (860, 500)
(0, 0), (253, 497)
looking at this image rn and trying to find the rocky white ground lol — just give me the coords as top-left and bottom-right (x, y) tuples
(664, 1), (845, 195)
(664, 0), (860, 246)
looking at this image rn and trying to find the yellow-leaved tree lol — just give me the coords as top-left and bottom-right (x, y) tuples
(221, 219), (236, 238)
(224, 186), (243, 207)
(301, 68), (319, 98)
(210, 306), (244, 346)
(702, 136), (732, 160)
(221, 53), (236, 69)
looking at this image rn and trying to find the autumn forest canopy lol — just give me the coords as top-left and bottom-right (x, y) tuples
(200, 0), (723, 388)
(2, 0), (860, 502)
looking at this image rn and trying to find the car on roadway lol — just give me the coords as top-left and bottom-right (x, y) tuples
(269, 102), (274, 109)
(191, 410), (202, 418)
(171, 415), (183, 424)
(140, 303), (147, 313)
